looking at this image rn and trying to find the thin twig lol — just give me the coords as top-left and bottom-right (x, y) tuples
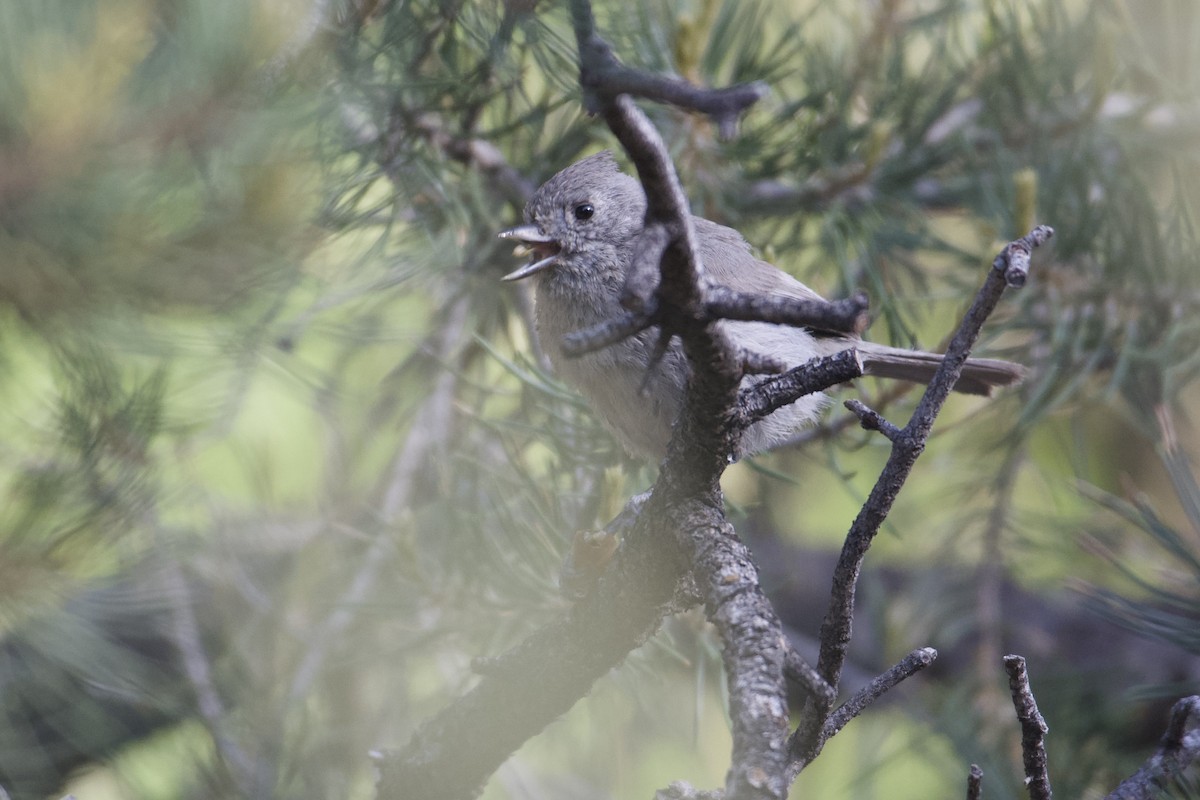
(735, 350), (864, 430)
(164, 560), (258, 791)
(562, 307), (658, 356)
(569, 0), (765, 137)
(705, 287), (869, 335)
(820, 647), (937, 742)
(993, 225), (1053, 288)
(1003, 655), (1053, 800)
(638, 326), (677, 396)
(967, 764), (984, 800)
(844, 399), (902, 442)
(783, 643), (836, 707)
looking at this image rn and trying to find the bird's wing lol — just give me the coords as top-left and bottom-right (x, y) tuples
(692, 217), (824, 302)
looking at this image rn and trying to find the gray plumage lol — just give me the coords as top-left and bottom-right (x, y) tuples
(500, 152), (1024, 459)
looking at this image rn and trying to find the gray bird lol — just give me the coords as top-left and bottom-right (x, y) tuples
(499, 152), (1024, 459)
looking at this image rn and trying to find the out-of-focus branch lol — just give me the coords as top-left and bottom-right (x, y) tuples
(375, 493), (688, 800)
(1104, 695), (1200, 800)
(164, 561), (257, 793)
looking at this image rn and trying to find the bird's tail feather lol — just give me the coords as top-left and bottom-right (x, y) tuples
(854, 342), (1025, 396)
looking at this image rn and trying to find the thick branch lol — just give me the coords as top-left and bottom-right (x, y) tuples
(1003, 655), (1052, 800)
(574, 14), (788, 794)
(681, 516), (788, 800)
(595, 90), (788, 798)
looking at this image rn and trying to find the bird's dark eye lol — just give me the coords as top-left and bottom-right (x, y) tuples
(573, 203), (595, 221)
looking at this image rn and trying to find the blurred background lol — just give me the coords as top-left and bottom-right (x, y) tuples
(1, 0), (1198, 797)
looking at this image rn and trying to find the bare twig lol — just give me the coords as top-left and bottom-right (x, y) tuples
(844, 399), (901, 442)
(562, 307), (659, 356)
(1104, 695), (1200, 800)
(164, 560), (258, 791)
(1003, 655), (1053, 800)
(787, 227), (1052, 773)
(705, 287), (870, 335)
(967, 764), (984, 800)
(734, 350), (864, 430)
(569, 0), (766, 137)
(820, 647), (937, 742)
(783, 643), (836, 707)
(994, 225), (1052, 288)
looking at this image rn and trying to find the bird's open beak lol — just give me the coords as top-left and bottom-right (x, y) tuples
(498, 225), (561, 282)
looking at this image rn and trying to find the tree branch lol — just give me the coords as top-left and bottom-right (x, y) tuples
(734, 350), (864, 430)
(595, 90), (789, 799)
(966, 764), (984, 800)
(1003, 655), (1053, 800)
(787, 226), (1052, 772)
(1104, 695), (1200, 800)
(705, 287), (869, 335)
(568, 0), (766, 137)
(562, 307), (659, 356)
(819, 647), (937, 743)
(783, 642), (835, 707)
(844, 398), (901, 442)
